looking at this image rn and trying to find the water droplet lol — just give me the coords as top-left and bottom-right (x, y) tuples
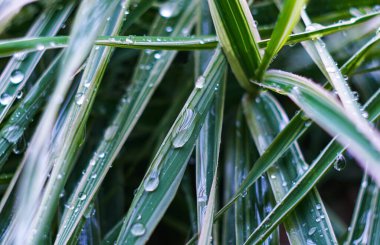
(144, 169), (160, 192)
(78, 192), (87, 201)
(36, 44), (45, 51)
(104, 124), (118, 141)
(165, 26), (173, 32)
(10, 70), (24, 84)
(2, 125), (23, 143)
(90, 158), (96, 166)
(98, 152), (105, 158)
(16, 91), (23, 99)
(197, 183), (207, 202)
(316, 204), (321, 210)
(334, 154), (346, 171)
(154, 53), (161, 59)
(131, 223), (145, 237)
(308, 227), (317, 235)
(172, 109), (196, 148)
(90, 173), (97, 179)
(75, 92), (85, 105)
(0, 93), (12, 106)
(159, 0), (182, 18)
(195, 76), (205, 89)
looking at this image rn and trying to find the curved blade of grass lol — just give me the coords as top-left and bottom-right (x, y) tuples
(0, 3), (74, 124)
(208, 0), (261, 92)
(115, 49), (226, 244)
(243, 91), (336, 245)
(345, 174), (379, 244)
(6, 0), (119, 243)
(31, 3), (129, 244)
(259, 70), (380, 184)
(214, 32), (380, 220)
(244, 88), (380, 244)
(56, 2), (199, 243)
(0, 52), (63, 170)
(0, 0), (37, 32)
(256, 0), (306, 80)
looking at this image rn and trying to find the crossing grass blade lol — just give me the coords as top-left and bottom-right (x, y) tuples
(0, 3), (73, 124)
(208, 0), (261, 92)
(213, 32), (380, 221)
(243, 88), (380, 244)
(255, 0), (306, 80)
(0, 0), (37, 32)
(55, 2), (199, 243)
(115, 49), (226, 244)
(243, 91), (337, 245)
(259, 70), (380, 184)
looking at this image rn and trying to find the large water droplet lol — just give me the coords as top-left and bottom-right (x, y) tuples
(2, 125), (23, 143)
(308, 227), (317, 235)
(195, 75), (205, 89)
(144, 169), (160, 192)
(131, 223), (146, 237)
(197, 183), (207, 202)
(0, 93), (12, 106)
(104, 124), (118, 141)
(75, 92), (85, 105)
(334, 154), (346, 171)
(172, 109), (196, 148)
(159, 0), (183, 18)
(10, 70), (24, 84)
(78, 192), (87, 201)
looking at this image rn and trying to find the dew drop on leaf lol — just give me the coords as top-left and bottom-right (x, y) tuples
(131, 223), (146, 237)
(172, 109), (196, 148)
(10, 70), (24, 84)
(0, 93), (12, 106)
(144, 169), (160, 192)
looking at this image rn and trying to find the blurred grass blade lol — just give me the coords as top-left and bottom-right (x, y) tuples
(345, 175), (379, 244)
(0, 53), (63, 169)
(208, 0), (261, 92)
(6, 0), (119, 244)
(0, 3), (73, 124)
(115, 49), (226, 244)
(56, 2), (198, 243)
(32, 3), (128, 244)
(260, 70), (380, 184)
(255, 0), (306, 80)
(244, 88), (380, 243)
(0, 0), (37, 32)
(243, 91), (337, 245)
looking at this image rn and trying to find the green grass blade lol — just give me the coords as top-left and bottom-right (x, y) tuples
(208, 0), (261, 92)
(243, 88), (380, 244)
(0, 53), (63, 170)
(243, 91), (337, 245)
(256, 0), (306, 80)
(0, 3), (73, 124)
(115, 49), (226, 244)
(4, 0), (119, 243)
(233, 107), (279, 245)
(345, 175), (379, 244)
(56, 2), (198, 243)
(198, 72), (225, 245)
(260, 70), (380, 184)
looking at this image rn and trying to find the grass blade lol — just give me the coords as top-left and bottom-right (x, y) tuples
(0, 3), (73, 123)
(208, 0), (261, 92)
(256, 0), (306, 80)
(244, 88), (380, 244)
(243, 91), (337, 244)
(0, 0), (37, 32)
(115, 49), (226, 244)
(56, 2), (199, 243)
